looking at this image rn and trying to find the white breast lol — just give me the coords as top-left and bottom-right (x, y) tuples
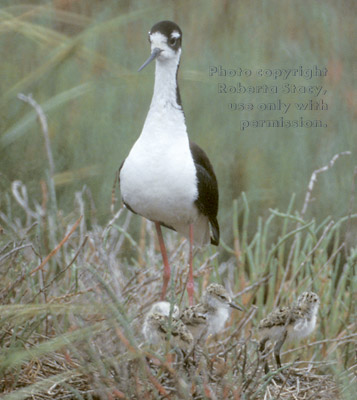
(142, 320), (163, 345)
(290, 314), (317, 340)
(260, 314), (317, 344)
(120, 107), (199, 232)
(207, 308), (229, 335)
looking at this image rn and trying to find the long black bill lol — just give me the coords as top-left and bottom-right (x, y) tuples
(229, 302), (244, 311)
(138, 47), (162, 72)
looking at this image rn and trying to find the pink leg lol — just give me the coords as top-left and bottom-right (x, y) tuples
(187, 224), (194, 305)
(155, 222), (170, 300)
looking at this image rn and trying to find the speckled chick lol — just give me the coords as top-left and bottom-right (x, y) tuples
(180, 283), (243, 342)
(142, 301), (193, 353)
(258, 292), (320, 370)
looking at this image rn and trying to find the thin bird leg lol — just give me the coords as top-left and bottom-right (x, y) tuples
(274, 330), (288, 369)
(259, 336), (270, 374)
(186, 224), (194, 306)
(259, 337), (269, 353)
(155, 222), (170, 300)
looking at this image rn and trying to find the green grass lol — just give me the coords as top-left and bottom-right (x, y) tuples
(0, 165), (355, 398)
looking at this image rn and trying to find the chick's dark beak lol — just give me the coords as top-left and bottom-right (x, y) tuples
(138, 47), (162, 71)
(229, 302), (244, 311)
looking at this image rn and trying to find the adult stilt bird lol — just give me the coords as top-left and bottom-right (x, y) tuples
(119, 21), (219, 305)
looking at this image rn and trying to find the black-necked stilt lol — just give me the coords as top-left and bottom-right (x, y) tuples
(142, 301), (193, 354)
(119, 21), (219, 305)
(258, 292), (320, 371)
(180, 283), (243, 342)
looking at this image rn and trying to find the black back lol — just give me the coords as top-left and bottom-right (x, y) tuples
(190, 141), (220, 245)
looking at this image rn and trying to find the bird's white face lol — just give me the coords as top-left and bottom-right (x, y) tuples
(207, 295), (231, 310)
(205, 284), (232, 310)
(149, 301), (179, 318)
(149, 31), (182, 62)
(138, 21), (183, 72)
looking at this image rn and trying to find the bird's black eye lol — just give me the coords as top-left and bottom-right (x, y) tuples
(169, 37), (177, 46)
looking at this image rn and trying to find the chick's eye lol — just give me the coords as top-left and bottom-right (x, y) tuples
(169, 37), (177, 46)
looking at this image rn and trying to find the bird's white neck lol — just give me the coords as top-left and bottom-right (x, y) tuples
(141, 52), (186, 141)
(150, 54), (182, 111)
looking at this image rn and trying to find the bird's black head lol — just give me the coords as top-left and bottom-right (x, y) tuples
(149, 20), (182, 52)
(138, 20), (183, 71)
